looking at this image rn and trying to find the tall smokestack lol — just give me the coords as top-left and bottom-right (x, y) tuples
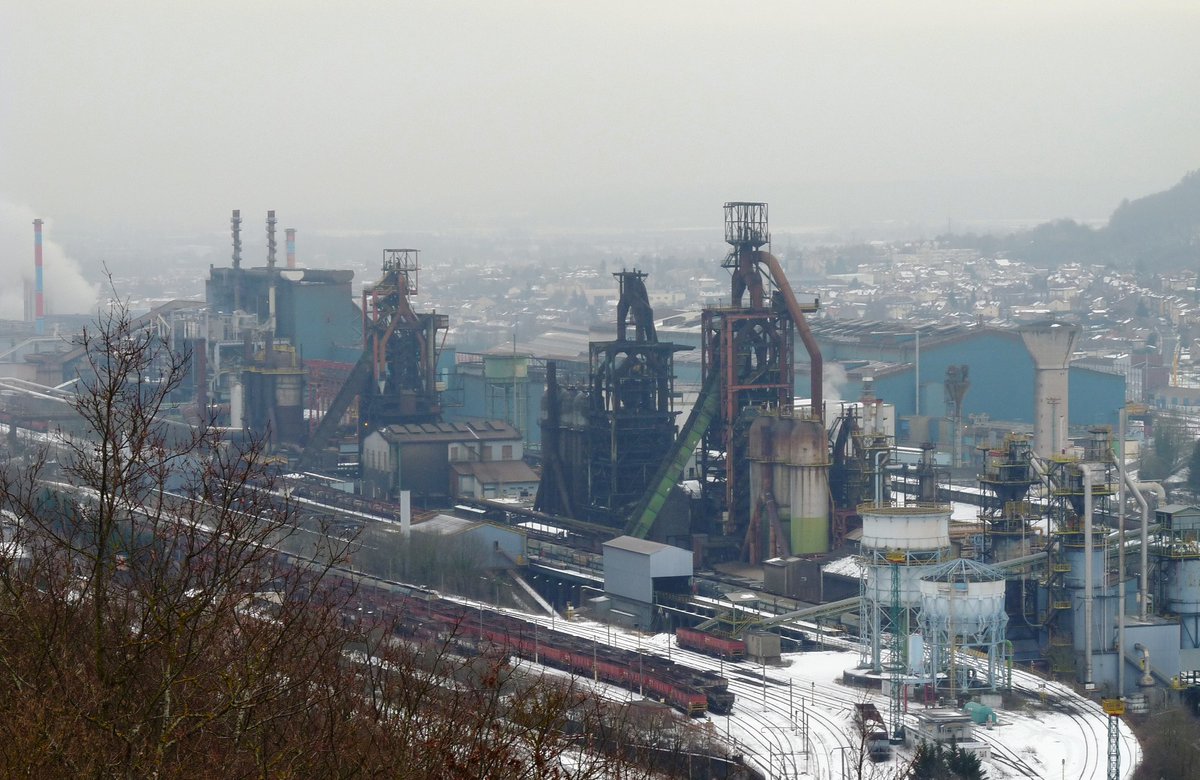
(231, 209), (242, 311)
(33, 219), (44, 335)
(1020, 322), (1078, 457)
(266, 211), (277, 356)
(266, 210), (277, 270)
(286, 228), (296, 269)
(231, 209), (242, 269)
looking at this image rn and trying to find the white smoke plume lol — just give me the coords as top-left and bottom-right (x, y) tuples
(823, 361), (850, 403)
(0, 200), (98, 321)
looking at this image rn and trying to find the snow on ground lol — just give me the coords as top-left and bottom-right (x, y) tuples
(505, 608), (1141, 780)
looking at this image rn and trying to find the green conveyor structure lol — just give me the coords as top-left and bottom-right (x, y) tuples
(624, 373), (719, 538)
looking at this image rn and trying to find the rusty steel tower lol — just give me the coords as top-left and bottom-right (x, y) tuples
(695, 203), (823, 561)
(300, 249), (447, 468)
(359, 249), (447, 432)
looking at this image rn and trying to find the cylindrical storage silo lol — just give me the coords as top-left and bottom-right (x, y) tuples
(274, 373), (305, 443)
(860, 504), (952, 608)
(1164, 557), (1200, 615)
(856, 502), (951, 672)
(918, 558), (1010, 691)
(919, 569), (1007, 638)
(748, 412), (830, 555)
(1062, 545), (1106, 590)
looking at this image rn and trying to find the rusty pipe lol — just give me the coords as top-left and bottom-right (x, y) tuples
(757, 250), (822, 417)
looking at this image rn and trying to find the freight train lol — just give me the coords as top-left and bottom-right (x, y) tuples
(339, 572), (735, 717)
(676, 626), (746, 661)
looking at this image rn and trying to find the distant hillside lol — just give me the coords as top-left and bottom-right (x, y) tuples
(940, 170), (1200, 269)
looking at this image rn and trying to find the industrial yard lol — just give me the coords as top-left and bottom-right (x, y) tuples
(3, 199), (1199, 779)
(509, 614), (1141, 780)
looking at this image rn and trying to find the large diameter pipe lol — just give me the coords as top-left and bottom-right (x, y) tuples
(1080, 462), (1096, 689)
(758, 251), (822, 416)
(1134, 643), (1154, 686)
(1122, 471), (1161, 621)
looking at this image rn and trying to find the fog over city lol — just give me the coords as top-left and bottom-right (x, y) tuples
(3, 6), (1200, 778)
(1, 1), (1198, 295)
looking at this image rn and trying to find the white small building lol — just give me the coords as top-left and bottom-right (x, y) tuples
(910, 709), (991, 760)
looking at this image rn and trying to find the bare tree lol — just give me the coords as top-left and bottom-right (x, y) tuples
(0, 297), (677, 778)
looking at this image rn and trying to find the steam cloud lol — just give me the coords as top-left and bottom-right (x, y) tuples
(0, 200), (97, 321)
(822, 361), (850, 403)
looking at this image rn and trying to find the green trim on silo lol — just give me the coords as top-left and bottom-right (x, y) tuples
(791, 515), (828, 555)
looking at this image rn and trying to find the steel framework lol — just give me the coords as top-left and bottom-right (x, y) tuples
(698, 306), (794, 554)
(583, 270), (686, 524)
(698, 205), (790, 558)
(358, 249), (448, 434)
(1102, 698), (1124, 780)
(858, 504), (952, 673)
(1041, 429), (1116, 673)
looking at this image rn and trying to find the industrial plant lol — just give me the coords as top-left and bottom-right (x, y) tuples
(2, 201), (1190, 775)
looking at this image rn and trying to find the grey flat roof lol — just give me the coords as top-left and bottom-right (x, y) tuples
(603, 535), (672, 556)
(412, 514), (475, 536)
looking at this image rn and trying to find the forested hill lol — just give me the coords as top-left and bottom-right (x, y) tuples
(939, 170), (1200, 270)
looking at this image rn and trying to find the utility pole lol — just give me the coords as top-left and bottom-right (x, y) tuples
(886, 549), (906, 743)
(1103, 698), (1125, 780)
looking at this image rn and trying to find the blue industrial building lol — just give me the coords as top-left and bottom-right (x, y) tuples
(441, 319), (1125, 455)
(207, 266), (362, 364)
(808, 323), (1125, 441)
(442, 351), (576, 453)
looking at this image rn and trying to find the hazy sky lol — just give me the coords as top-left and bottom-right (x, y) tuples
(2, 1), (1198, 239)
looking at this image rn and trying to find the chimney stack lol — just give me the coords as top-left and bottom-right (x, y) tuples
(231, 209), (242, 269)
(266, 210), (277, 270)
(286, 228), (296, 269)
(33, 219), (44, 335)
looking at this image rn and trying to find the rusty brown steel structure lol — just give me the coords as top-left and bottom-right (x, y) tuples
(359, 249), (447, 433)
(693, 202), (825, 562)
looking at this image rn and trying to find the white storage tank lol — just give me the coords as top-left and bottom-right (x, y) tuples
(860, 503), (952, 608)
(860, 504), (951, 553)
(748, 412), (831, 555)
(918, 558), (1010, 692)
(919, 563), (1007, 638)
(856, 502), (952, 672)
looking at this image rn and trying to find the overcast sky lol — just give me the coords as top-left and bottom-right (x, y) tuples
(2, 1), (1198, 236)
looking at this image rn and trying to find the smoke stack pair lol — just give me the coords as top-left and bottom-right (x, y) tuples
(229, 209), (296, 270)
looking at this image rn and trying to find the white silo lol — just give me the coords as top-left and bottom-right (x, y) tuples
(858, 502), (952, 673)
(919, 558), (1010, 693)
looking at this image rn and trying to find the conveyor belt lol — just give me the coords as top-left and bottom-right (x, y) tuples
(624, 372), (719, 538)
